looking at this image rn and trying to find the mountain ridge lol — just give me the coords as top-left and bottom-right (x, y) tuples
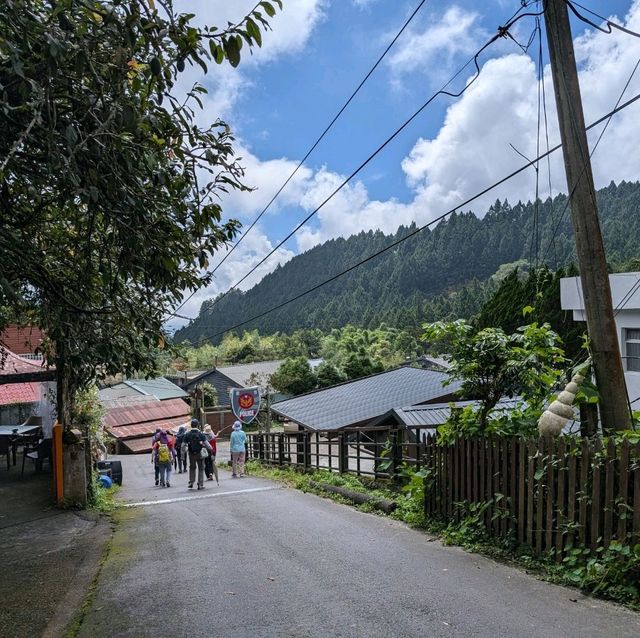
(175, 180), (640, 345)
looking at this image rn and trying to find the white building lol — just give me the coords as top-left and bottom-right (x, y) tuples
(560, 272), (640, 407)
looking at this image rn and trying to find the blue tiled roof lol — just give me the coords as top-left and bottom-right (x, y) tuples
(271, 367), (463, 431)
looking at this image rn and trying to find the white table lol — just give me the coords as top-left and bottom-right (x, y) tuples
(0, 425), (41, 437)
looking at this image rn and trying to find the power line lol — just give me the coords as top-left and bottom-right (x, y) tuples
(541, 54), (640, 264)
(175, 3), (545, 322)
(185, 91), (640, 345)
(565, 0), (640, 39)
(167, 0), (430, 321)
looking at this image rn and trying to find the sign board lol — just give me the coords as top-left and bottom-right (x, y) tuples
(230, 386), (261, 425)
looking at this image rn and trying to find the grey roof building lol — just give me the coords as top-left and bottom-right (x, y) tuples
(370, 398), (522, 428)
(271, 367), (464, 432)
(182, 359), (323, 406)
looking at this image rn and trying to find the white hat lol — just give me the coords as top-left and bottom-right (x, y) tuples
(232, 421), (242, 431)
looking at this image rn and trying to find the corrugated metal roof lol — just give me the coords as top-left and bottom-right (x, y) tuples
(389, 399), (522, 427)
(103, 397), (190, 430)
(98, 385), (140, 401)
(0, 325), (44, 355)
(216, 359), (323, 387)
(99, 395), (158, 410)
(120, 437), (154, 453)
(124, 377), (188, 400)
(271, 367), (463, 432)
(99, 377), (187, 402)
(107, 416), (189, 440)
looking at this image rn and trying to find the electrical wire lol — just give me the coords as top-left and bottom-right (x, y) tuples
(541, 55), (640, 264)
(184, 91), (640, 345)
(565, 0), (640, 39)
(171, 3), (546, 323)
(167, 0), (431, 321)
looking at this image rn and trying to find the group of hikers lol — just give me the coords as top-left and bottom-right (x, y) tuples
(150, 418), (248, 490)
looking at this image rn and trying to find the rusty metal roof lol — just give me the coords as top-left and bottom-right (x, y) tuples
(103, 397), (190, 442)
(103, 397), (189, 429)
(120, 437), (154, 453)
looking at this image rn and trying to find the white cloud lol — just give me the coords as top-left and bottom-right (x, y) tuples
(173, 0), (327, 121)
(303, 0), (640, 246)
(219, 143), (313, 219)
(168, 229), (296, 328)
(170, 0), (640, 328)
(388, 6), (484, 77)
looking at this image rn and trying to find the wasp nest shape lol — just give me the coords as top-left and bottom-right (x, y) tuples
(538, 373), (584, 437)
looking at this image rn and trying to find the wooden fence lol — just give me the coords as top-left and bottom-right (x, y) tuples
(247, 430), (640, 556)
(423, 435), (640, 556)
(247, 428), (426, 477)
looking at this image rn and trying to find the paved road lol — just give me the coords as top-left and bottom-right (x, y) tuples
(78, 455), (640, 638)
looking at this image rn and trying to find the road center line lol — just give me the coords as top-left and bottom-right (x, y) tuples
(122, 485), (281, 508)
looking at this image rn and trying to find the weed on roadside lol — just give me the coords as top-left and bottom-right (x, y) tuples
(89, 479), (121, 514)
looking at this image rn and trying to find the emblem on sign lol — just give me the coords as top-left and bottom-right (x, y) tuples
(230, 386), (261, 424)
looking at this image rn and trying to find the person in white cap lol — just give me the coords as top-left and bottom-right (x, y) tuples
(230, 421), (247, 478)
(203, 424), (219, 485)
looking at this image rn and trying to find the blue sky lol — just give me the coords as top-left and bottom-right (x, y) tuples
(169, 0), (640, 326)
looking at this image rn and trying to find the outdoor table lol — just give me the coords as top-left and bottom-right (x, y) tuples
(0, 425), (42, 465)
(0, 425), (41, 437)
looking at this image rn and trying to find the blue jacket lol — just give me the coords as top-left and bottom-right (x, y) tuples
(230, 429), (247, 453)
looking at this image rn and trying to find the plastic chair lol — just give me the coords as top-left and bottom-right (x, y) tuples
(0, 437), (10, 470)
(21, 438), (52, 477)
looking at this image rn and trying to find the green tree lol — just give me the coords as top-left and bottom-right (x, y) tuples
(422, 320), (565, 429)
(270, 357), (317, 396)
(199, 382), (218, 407)
(0, 0), (281, 425)
(315, 361), (345, 388)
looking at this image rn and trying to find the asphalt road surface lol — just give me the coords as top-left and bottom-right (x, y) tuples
(77, 455), (640, 638)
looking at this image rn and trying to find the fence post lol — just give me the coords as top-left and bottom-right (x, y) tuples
(391, 430), (402, 481)
(338, 433), (348, 474)
(303, 432), (310, 470)
(258, 434), (265, 461)
(276, 434), (283, 466)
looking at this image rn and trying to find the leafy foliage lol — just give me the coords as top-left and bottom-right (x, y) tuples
(0, 0), (280, 423)
(423, 320), (565, 431)
(269, 357), (317, 396)
(476, 266), (584, 360)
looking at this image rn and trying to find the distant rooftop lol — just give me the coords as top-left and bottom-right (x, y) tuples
(99, 377), (187, 402)
(271, 367), (463, 432)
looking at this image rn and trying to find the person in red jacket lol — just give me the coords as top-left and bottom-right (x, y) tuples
(153, 430), (175, 487)
(203, 425), (219, 485)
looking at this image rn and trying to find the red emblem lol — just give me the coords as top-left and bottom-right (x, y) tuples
(239, 393), (254, 409)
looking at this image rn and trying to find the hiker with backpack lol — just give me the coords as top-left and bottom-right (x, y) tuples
(153, 430), (175, 487)
(151, 428), (162, 486)
(175, 425), (188, 474)
(203, 424), (219, 485)
(184, 418), (210, 490)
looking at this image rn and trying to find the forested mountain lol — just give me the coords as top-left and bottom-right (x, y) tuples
(175, 181), (640, 345)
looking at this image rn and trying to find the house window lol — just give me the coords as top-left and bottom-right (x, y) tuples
(625, 329), (640, 372)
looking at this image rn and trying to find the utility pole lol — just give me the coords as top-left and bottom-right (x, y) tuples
(266, 384), (271, 434)
(544, 0), (630, 432)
